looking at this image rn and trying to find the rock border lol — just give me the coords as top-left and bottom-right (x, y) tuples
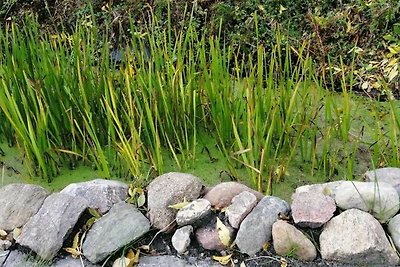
(1, 168), (400, 266)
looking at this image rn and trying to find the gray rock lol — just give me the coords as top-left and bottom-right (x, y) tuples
(0, 240), (11, 251)
(1, 250), (48, 267)
(17, 193), (88, 260)
(172, 225), (193, 254)
(176, 199), (211, 226)
(272, 220), (317, 261)
(204, 182), (263, 209)
(0, 184), (49, 231)
(138, 255), (190, 267)
(226, 191), (257, 229)
(52, 256), (100, 267)
(235, 196), (290, 256)
(147, 172), (203, 231)
(365, 167), (400, 195)
(295, 181), (345, 198)
(320, 209), (399, 266)
(334, 181), (399, 222)
(291, 191), (336, 228)
(82, 202), (150, 263)
(60, 179), (128, 214)
(388, 214), (400, 251)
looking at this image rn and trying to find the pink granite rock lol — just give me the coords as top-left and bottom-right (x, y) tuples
(291, 191), (336, 228)
(204, 182), (263, 209)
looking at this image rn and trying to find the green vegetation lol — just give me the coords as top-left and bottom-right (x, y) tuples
(0, 2), (399, 196)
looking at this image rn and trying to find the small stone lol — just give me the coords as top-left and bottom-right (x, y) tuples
(334, 181), (399, 222)
(0, 184), (49, 231)
(16, 193), (88, 260)
(82, 202), (150, 263)
(172, 225), (193, 254)
(291, 191), (336, 228)
(388, 214), (400, 251)
(61, 179), (128, 214)
(147, 172), (203, 231)
(204, 182), (263, 209)
(320, 209), (399, 265)
(365, 167), (400, 195)
(272, 220), (317, 261)
(176, 199), (211, 226)
(235, 196), (290, 256)
(226, 191), (257, 229)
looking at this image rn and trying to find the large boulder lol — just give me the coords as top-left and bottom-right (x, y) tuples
(60, 179), (128, 214)
(294, 181), (345, 198)
(235, 196), (290, 256)
(147, 172), (203, 231)
(364, 167), (400, 195)
(82, 202), (150, 263)
(291, 191), (336, 228)
(272, 220), (317, 261)
(204, 182), (263, 209)
(388, 214), (400, 251)
(334, 181), (399, 222)
(0, 184), (49, 231)
(16, 193), (88, 260)
(320, 209), (399, 265)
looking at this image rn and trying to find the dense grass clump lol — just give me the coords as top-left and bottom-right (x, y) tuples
(0, 14), (399, 194)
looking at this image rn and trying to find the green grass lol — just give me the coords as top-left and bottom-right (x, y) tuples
(0, 13), (399, 194)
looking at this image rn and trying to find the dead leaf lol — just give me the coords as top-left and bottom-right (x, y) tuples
(12, 228), (21, 240)
(240, 262), (247, 267)
(262, 242), (270, 252)
(0, 229), (7, 238)
(216, 217), (231, 246)
(280, 257), (288, 267)
(88, 208), (102, 219)
(64, 247), (81, 258)
(72, 232), (80, 250)
(126, 249), (140, 266)
(112, 257), (131, 267)
(168, 198), (190, 210)
(212, 254), (232, 265)
(137, 193), (146, 207)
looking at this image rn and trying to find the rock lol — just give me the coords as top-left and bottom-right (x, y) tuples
(295, 181), (344, 198)
(176, 199), (211, 226)
(82, 202), (150, 263)
(172, 225), (193, 254)
(365, 167), (400, 195)
(235, 196), (290, 256)
(0, 240), (11, 251)
(195, 217), (235, 251)
(226, 191), (257, 229)
(53, 256), (100, 267)
(388, 214), (400, 251)
(0, 184), (49, 231)
(137, 255), (191, 267)
(272, 220), (317, 261)
(60, 179), (128, 214)
(1, 250), (36, 267)
(147, 172), (203, 231)
(204, 182), (263, 209)
(320, 209), (399, 265)
(291, 191), (336, 228)
(334, 181), (399, 222)
(16, 193), (88, 260)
